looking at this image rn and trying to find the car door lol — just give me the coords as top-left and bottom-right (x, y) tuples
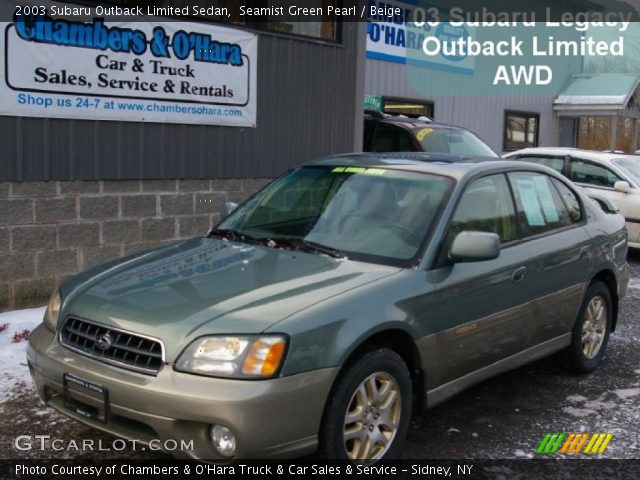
(506, 171), (592, 347)
(569, 156), (635, 214)
(419, 173), (535, 390)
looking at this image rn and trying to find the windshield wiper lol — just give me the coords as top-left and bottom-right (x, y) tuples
(210, 230), (345, 258)
(276, 237), (346, 259)
(208, 228), (260, 244)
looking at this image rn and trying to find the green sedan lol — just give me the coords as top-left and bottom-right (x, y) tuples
(27, 154), (629, 461)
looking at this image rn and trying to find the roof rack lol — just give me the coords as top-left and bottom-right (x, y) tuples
(365, 109), (433, 124)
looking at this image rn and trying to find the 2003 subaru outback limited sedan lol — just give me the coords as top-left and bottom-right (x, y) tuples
(28, 154), (629, 462)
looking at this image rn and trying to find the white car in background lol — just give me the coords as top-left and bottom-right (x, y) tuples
(504, 147), (640, 249)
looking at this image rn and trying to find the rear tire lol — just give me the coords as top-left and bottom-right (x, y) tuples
(568, 281), (612, 373)
(318, 348), (412, 462)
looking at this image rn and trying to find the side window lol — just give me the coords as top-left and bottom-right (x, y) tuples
(570, 159), (622, 188)
(516, 156), (565, 174)
(508, 172), (573, 237)
(371, 125), (415, 152)
(551, 179), (583, 224)
(448, 174), (517, 244)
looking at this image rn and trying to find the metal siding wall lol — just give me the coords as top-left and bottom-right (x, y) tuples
(0, 24), (359, 181)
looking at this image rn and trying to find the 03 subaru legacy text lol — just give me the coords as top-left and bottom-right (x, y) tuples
(27, 153), (629, 461)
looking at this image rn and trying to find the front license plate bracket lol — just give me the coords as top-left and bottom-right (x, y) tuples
(62, 372), (109, 423)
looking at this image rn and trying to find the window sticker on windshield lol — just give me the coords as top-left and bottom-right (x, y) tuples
(515, 179), (545, 226)
(532, 176), (560, 222)
(416, 128), (433, 141)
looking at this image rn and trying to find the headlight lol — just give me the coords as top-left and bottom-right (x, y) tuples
(175, 335), (287, 379)
(44, 290), (61, 332)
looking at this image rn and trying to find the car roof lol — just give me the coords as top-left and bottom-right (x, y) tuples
(305, 153), (548, 180)
(505, 147), (639, 165)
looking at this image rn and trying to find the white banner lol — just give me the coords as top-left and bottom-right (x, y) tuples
(366, 0), (476, 75)
(0, 14), (257, 126)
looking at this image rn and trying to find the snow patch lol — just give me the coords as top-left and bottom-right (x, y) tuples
(566, 394), (588, 403)
(613, 388), (640, 400)
(562, 406), (598, 417)
(0, 306), (46, 403)
(628, 278), (640, 298)
(513, 449), (534, 459)
(583, 399), (616, 410)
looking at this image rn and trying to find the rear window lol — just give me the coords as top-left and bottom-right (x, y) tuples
(414, 127), (498, 157)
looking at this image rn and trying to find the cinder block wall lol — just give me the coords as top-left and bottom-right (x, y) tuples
(0, 178), (271, 311)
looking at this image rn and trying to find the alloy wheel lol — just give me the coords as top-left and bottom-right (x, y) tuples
(342, 371), (402, 461)
(582, 295), (607, 359)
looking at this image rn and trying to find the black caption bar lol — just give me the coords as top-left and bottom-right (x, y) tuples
(3, 1), (640, 23)
(2, 459), (640, 480)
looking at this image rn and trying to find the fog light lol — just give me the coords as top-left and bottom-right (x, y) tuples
(210, 425), (236, 457)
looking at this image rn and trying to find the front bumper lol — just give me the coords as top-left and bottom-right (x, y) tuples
(27, 324), (339, 459)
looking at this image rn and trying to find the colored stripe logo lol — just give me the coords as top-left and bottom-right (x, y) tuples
(536, 433), (613, 454)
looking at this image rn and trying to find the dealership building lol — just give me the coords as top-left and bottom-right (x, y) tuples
(1, 0), (638, 310)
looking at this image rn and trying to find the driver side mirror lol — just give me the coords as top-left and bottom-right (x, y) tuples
(613, 181), (632, 193)
(220, 202), (238, 218)
(449, 231), (500, 263)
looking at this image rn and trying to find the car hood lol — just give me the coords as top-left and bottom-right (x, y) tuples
(61, 237), (399, 360)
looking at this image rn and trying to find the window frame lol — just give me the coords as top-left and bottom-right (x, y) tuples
(506, 171), (580, 239)
(550, 177), (584, 225)
(446, 173), (519, 243)
(433, 169), (586, 269)
(503, 110), (540, 152)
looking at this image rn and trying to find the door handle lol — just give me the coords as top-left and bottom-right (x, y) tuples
(511, 266), (527, 283)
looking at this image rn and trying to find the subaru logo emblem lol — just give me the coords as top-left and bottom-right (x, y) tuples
(95, 333), (112, 350)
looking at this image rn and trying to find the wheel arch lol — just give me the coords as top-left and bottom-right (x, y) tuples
(591, 269), (618, 331)
(331, 328), (426, 421)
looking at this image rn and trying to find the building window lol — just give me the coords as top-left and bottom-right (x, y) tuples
(265, 21), (337, 40)
(383, 98), (434, 119)
(504, 111), (539, 151)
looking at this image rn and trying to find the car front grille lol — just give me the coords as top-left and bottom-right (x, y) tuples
(59, 317), (164, 375)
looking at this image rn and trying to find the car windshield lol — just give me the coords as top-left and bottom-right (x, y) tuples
(217, 166), (452, 267)
(612, 158), (640, 185)
(414, 127), (498, 157)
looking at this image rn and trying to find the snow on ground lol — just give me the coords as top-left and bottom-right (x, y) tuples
(0, 306), (46, 403)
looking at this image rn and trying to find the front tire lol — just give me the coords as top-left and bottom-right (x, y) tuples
(318, 348), (412, 462)
(568, 281), (612, 373)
